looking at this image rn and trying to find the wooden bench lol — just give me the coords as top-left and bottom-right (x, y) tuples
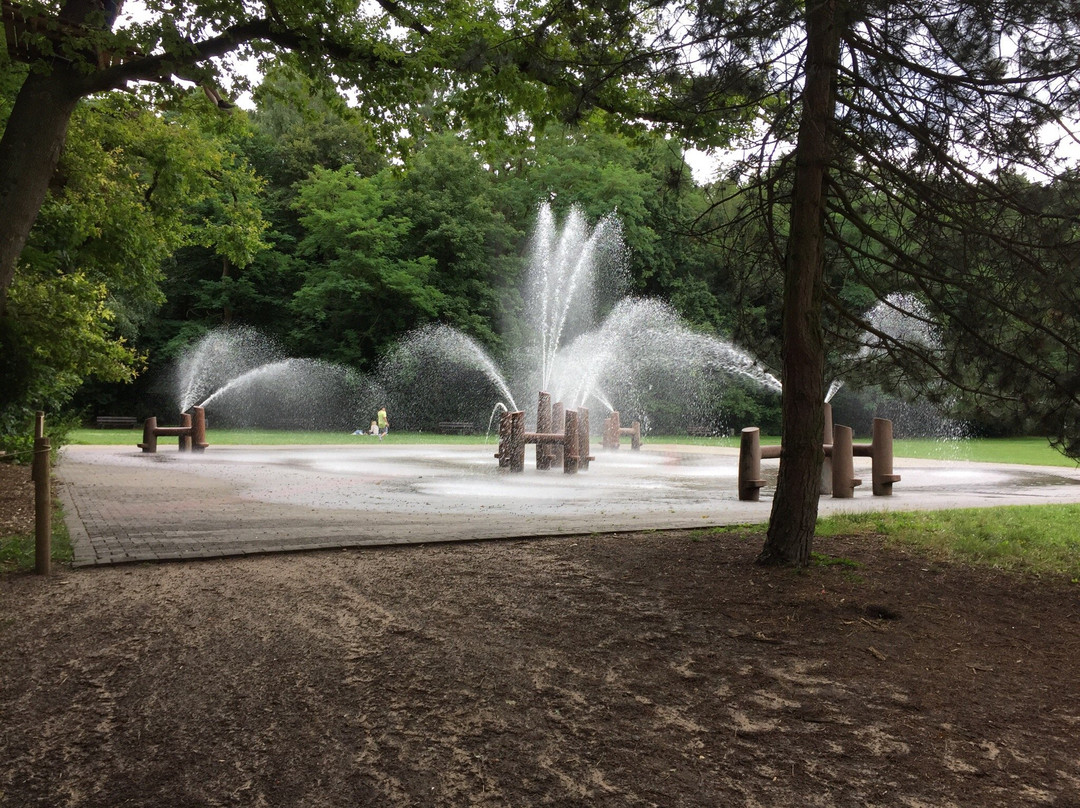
(95, 416), (137, 429)
(438, 421), (476, 435)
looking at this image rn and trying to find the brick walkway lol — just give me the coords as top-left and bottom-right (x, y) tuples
(58, 444), (1080, 567)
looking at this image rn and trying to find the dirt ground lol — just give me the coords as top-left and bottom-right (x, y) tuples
(2, 461), (1080, 807)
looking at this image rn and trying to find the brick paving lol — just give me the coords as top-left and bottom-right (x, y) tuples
(57, 443), (1080, 567)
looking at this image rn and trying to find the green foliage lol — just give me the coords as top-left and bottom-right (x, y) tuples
(289, 167), (443, 364)
(1, 80), (267, 436)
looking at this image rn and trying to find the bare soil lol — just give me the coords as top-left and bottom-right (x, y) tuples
(2, 461), (1079, 807)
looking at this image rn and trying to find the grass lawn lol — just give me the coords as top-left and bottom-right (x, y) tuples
(814, 505), (1080, 578)
(67, 428), (1078, 467)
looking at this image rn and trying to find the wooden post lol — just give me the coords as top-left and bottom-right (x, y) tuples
(536, 392), (553, 470)
(510, 411), (526, 473)
(563, 410), (579, 474)
(139, 416), (158, 453)
(551, 402), (565, 466)
(831, 424), (861, 498)
(178, 411), (193, 452)
(871, 417), (901, 496)
(820, 401), (833, 495)
(604, 411), (620, 449)
(738, 427), (766, 502)
(496, 410), (512, 469)
(577, 407), (591, 471)
(32, 411), (50, 575)
(630, 420), (642, 451)
(191, 406), (208, 452)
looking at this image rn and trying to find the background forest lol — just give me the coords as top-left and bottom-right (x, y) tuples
(1, 50), (1077, 447)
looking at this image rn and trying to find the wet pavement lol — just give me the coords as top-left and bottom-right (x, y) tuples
(58, 442), (1080, 566)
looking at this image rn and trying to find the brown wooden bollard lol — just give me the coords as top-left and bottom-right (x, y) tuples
(32, 412), (50, 575)
(820, 401), (834, 495)
(510, 411), (526, 473)
(831, 424), (862, 498)
(179, 412), (193, 452)
(139, 419), (157, 451)
(738, 427), (766, 502)
(577, 407), (591, 471)
(496, 410), (512, 469)
(630, 420), (642, 451)
(871, 417), (901, 496)
(551, 402), (565, 466)
(537, 392), (553, 470)
(191, 406), (208, 452)
(604, 411), (620, 449)
(563, 410), (579, 474)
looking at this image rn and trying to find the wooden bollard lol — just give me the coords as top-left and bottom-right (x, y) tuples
(831, 424), (862, 498)
(139, 416), (158, 453)
(179, 412), (192, 451)
(604, 411), (620, 449)
(510, 411), (526, 473)
(629, 420), (642, 451)
(738, 427), (766, 501)
(871, 417), (901, 496)
(563, 410), (579, 474)
(551, 402), (565, 466)
(496, 410), (511, 469)
(577, 407), (591, 471)
(820, 402), (833, 496)
(32, 411), (50, 575)
(537, 392), (554, 470)
(191, 406), (208, 452)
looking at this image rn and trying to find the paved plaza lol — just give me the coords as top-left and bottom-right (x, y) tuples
(58, 441), (1080, 566)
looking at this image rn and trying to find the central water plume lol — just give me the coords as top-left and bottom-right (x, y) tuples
(382, 202), (780, 433)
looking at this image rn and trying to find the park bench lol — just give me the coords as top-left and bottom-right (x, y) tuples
(438, 421), (476, 435)
(95, 416), (138, 429)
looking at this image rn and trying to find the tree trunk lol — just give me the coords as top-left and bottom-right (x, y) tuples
(0, 65), (85, 315)
(758, 0), (843, 566)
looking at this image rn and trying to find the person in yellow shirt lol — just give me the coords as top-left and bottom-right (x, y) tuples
(377, 406), (389, 440)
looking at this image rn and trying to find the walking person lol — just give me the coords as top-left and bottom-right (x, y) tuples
(377, 406), (389, 440)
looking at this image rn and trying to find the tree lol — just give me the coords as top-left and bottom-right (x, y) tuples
(0, 78), (265, 435)
(683, 0), (1080, 564)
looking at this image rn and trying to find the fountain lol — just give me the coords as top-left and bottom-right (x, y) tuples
(378, 203), (781, 442)
(162, 203), (781, 456)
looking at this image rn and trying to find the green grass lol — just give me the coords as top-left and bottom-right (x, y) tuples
(651, 433), (1076, 467)
(67, 428), (497, 446)
(0, 499), (72, 573)
(816, 505), (1080, 577)
(69, 428), (1076, 466)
